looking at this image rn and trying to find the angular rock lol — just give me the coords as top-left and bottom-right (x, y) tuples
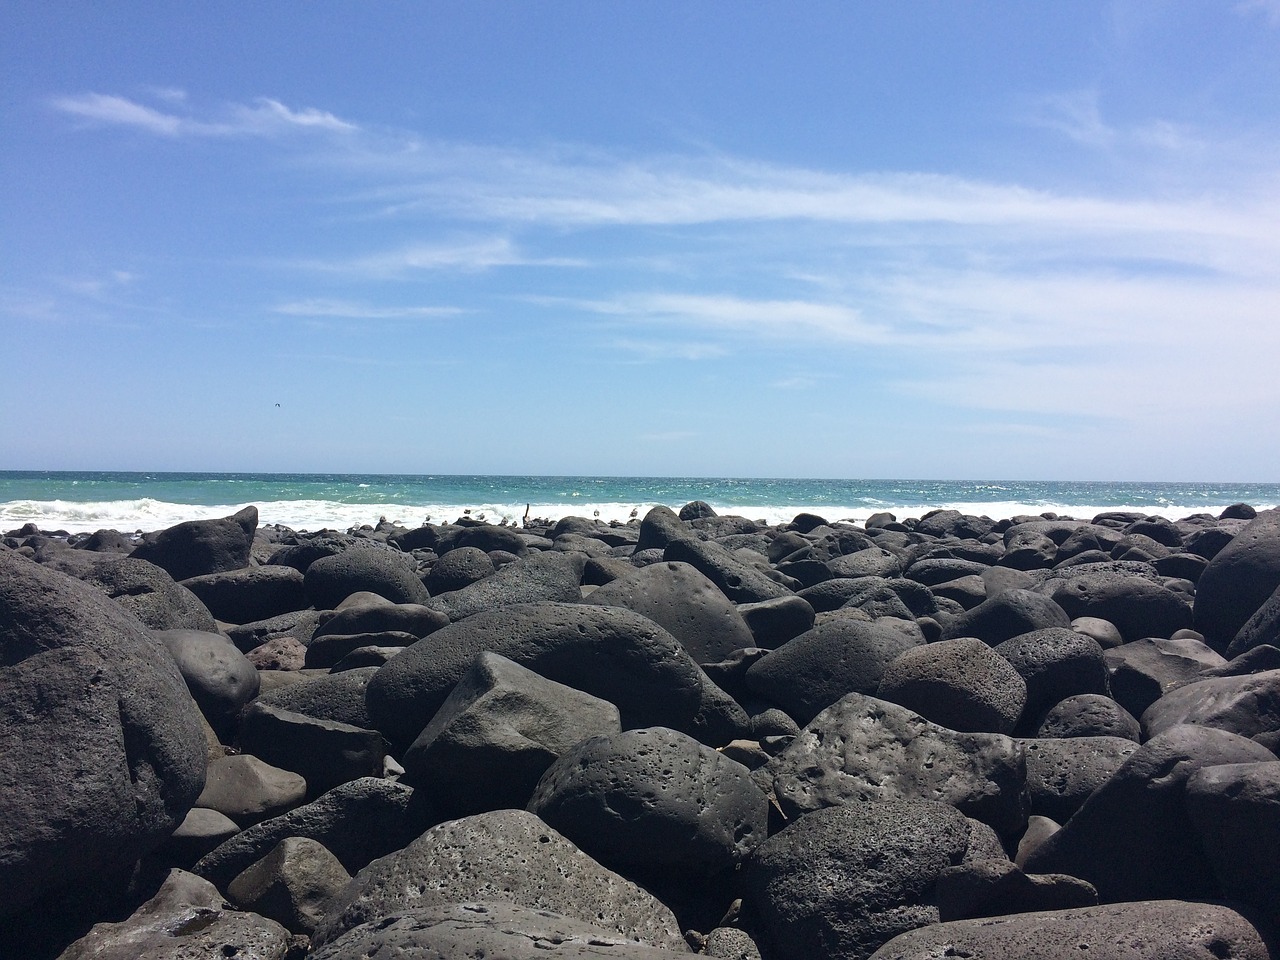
(764, 693), (1028, 835)
(528, 726), (768, 886)
(312, 808), (685, 949)
(877, 636), (1028, 734)
(586, 560), (756, 663)
(196, 754), (308, 827)
(180, 565), (307, 625)
(303, 629), (417, 668)
(237, 701), (384, 798)
(867, 899), (1277, 960)
(1104, 637), (1215, 718)
(56, 868), (292, 960)
(0, 553), (208, 917)
(255, 664), (378, 729)
(1022, 724), (1276, 902)
(744, 799), (973, 960)
(745, 615), (924, 725)
(736, 594), (816, 649)
(934, 858), (1097, 921)
(194, 777), (430, 890)
(366, 601), (749, 749)
(663, 537), (792, 604)
(226, 836), (351, 936)
(128, 506), (257, 580)
(401, 652), (621, 818)
(67, 555), (218, 631)
(1228, 581), (1280, 658)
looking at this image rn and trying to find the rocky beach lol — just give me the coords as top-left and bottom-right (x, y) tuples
(4, 499), (1280, 959)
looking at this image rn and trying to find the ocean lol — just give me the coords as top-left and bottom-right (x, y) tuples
(1, 471), (1276, 535)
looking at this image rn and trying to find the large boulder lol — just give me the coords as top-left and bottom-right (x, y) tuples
(57, 555), (218, 631)
(867, 899), (1277, 960)
(1022, 724), (1275, 902)
(179, 565), (308, 624)
(527, 726), (768, 888)
(664, 537), (793, 603)
(365, 601), (749, 749)
(1020, 736), (1140, 823)
(993, 627), (1109, 729)
(312, 809), (685, 949)
(763, 692), (1027, 835)
(156, 628), (260, 739)
(1195, 508), (1280, 649)
(1048, 571), (1192, 642)
(744, 799), (975, 960)
(0, 552), (208, 917)
(401, 652), (622, 818)
(424, 551), (584, 621)
(941, 589), (1070, 645)
(129, 506), (257, 580)
(586, 561), (756, 663)
(1140, 669), (1280, 748)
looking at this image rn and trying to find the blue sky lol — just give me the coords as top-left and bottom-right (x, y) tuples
(3, 2), (1279, 480)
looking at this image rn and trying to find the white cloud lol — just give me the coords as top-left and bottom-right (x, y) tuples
(610, 338), (728, 361)
(50, 92), (356, 137)
(273, 298), (461, 319)
(303, 237), (584, 277)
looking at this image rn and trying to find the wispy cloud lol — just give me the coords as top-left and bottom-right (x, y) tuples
(50, 91), (356, 137)
(1237, 0), (1280, 26)
(273, 298), (462, 319)
(610, 337), (728, 361)
(301, 237), (584, 277)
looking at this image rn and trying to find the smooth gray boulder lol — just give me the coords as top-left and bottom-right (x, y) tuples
(1022, 724), (1276, 902)
(664, 537), (793, 603)
(312, 809), (685, 949)
(196, 754), (308, 827)
(876, 636), (1027, 734)
(156, 628), (260, 738)
(736, 594), (816, 649)
(311, 901), (693, 960)
(528, 726), (768, 886)
(1104, 637), (1216, 718)
(994, 627), (1108, 728)
(1049, 571), (1192, 643)
(62, 555), (218, 631)
(1227, 581), (1280, 658)
(424, 550), (583, 621)
(366, 601), (749, 749)
(586, 560), (756, 663)
(401, 652), (622, 818)
(56, 868), (292, 960)
(744, 799), (974, 960)
(867, 899), (1277, 960)
(424, 543), (495, 593)
(745, 615), (924, 725)
(0, 553), (208, 917)
(763, 693), (1028, 835)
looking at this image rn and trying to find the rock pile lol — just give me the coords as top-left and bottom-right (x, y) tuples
(4, 502), (1280, 958)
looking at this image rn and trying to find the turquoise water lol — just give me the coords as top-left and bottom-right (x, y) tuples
(1, 471), (1277, 533)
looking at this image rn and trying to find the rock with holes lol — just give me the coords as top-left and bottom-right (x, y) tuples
(366, 601), (749, 749)
(876, 636), (1027, 734)
(763, 692), (1028, 835)
(527, 726), (768, 888)
(867, 899), (1277, 960)
(941, 589), (1071, 645)
(0, 552), (208, 919)
(304, 545), (430, 609)
(50, 555), (219, 631)
(311, 901), (694, 960)
(424, 551), (584, 621)
(1020, 736), (1140, 823)
(993, 627), (1109, 729)
(744, 799), (975, 960)
(312, 808), (685, 949)
(663, 537), (793, 604)
(401, 652), (622, 819)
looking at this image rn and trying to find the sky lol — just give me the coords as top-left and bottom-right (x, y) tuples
(3, 2), (1279, 481)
